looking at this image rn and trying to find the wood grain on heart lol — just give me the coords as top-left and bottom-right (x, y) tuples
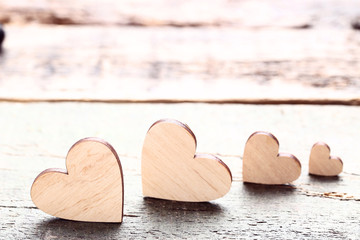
(309, 142), (343, 176)
(243, 131), (301, 185)
(141, 119), (232, 202)
(30, 138), (124, 222)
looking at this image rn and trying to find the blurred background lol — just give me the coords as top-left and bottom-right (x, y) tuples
(0, 0), (359, 102)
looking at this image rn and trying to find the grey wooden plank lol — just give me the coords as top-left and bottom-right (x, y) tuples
(1, 103), (360, 239)
(0, 25), (359, 102)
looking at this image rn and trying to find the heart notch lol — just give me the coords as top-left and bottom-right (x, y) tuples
(141, 119), (232, 202)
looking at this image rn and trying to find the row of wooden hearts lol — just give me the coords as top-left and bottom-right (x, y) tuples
(30, 118), (343, 223)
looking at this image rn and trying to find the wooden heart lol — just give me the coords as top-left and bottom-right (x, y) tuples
(31, 138), (124, 222)
(243, 131), (301, 184)
(141, 119), (232, 202)
(309, 142), (343, 176)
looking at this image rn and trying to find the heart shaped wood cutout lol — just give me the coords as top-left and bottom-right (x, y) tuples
(309, 142), (343, 176)
(141, 119), (232, 202)
(243, 131), (301, 185)
(31, 138), (124, 222)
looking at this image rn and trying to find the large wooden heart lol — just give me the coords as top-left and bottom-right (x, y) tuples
(243, 131), (301, 185)
(142, 119), (232, 202)
(309, 142), (343, 176)
(31, 138), (124, 222)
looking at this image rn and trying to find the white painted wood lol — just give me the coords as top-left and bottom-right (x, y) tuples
(1, 25), (360, 104)
(30, 138), (124, 222)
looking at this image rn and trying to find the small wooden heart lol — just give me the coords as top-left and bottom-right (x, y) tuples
(141, 119), (232, 202)
(309, 142), (343, 176)
(243, 131), (301, 185)
(31, 138), (124, 222)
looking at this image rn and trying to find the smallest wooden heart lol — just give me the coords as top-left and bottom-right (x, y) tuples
(243, 131), (301, 185)
(309, 142), (343, 176)
(31, 138), (124, 222)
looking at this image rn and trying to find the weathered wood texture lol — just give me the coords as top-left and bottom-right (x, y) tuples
(0, 25), (359, 103)
(0, 0), (359, 103)
(1, 103), (360, 239)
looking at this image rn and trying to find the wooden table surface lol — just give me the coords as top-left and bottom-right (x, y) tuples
(1, 103), (360, 239)
(1, 1), (360, 239)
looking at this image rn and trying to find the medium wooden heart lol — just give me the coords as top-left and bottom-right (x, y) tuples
(141, 119), (232, 202)
(309, 142), (343, 176)
(31, 138), (124, 222)
(243, 131), (301, 185)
